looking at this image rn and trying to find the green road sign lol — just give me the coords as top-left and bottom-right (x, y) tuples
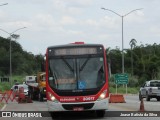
(114, 73), (128, 84)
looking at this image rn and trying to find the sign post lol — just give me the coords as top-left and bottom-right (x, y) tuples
(114, 74), (128, 94)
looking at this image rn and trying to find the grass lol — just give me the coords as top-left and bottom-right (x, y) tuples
(0, 75), (25, 91)
(12, 75), (25, 84)
(109, 86), (139, 94)
(0, 83), (11, 92)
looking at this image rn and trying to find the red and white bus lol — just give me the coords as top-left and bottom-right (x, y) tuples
(45, 42), (109, 117)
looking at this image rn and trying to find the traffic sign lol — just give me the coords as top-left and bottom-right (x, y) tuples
(115, 73), (128, 84)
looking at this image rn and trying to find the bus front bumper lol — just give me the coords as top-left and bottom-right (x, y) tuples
(47, 98), (108, 111)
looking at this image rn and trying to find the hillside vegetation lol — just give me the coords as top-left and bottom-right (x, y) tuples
(107, 40), (160, 87)
(0, 36), (44, 76)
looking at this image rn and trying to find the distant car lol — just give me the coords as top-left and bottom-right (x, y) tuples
(139, 80), (160, 101)
(11, 84), (29, 96)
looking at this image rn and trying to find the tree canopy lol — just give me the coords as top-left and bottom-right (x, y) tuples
(0, 36), (44, 76)
(107, 41), (160, 86)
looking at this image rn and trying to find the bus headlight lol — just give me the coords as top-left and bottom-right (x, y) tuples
(51, 96), (56, 101)
(97, 90), (107, 101)
(48, 92), (59, 103)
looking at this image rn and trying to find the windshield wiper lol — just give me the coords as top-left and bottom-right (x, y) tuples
(80, 58), (90, 71)
(62, 58), (74, 72)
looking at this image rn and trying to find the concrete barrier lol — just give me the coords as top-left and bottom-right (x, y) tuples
(109, 94), (126, 103)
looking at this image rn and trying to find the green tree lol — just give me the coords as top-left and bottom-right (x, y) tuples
(129, 38), (137, 76)
(107, 48), (122, 74)
(0, 36), (44, 76)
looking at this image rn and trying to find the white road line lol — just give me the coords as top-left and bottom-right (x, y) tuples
(1, 104), (6, 111)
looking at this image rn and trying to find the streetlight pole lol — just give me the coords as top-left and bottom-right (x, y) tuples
(0, 3), (8, 6)
(101, 8), (142, 73)
(0, 27), (26, 86)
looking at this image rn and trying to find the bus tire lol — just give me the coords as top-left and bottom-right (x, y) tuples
(96, 110), (105, 118)
(49, 112), (60, 118)
(38, 92), (43, 102)
(29, 91), (34, 100)
(157, 97), (160, 101)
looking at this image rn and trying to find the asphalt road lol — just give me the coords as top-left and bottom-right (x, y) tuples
(0, 95), (160, 120)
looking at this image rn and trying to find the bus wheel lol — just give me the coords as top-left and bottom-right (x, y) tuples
(28, 92), (33, 100)
(157, 97), (160, 101)
(49, 112), (60, 118)
(38, 92), (43, 102)
(96, 110), (105, 118)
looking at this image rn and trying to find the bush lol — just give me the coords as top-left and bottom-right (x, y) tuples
(0, 75), (25, 92)
(128, 75), (139, 87)
(0, 83), (10, 91)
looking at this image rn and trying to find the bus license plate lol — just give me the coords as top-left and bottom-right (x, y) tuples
(73, 107), (84, 111)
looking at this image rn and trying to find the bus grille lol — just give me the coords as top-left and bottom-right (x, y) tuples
(62, 103), (94, 110)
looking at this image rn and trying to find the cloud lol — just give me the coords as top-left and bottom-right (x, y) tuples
(66, 0), (93, 7)
(150, 26), (160, 37)
(12, 0), (46, 4)
(85, 19), (99, 26)
(30, 14), (63, 32)
(51, 0), (93, 8)
(34, 14), (56, 26)
(83, 16), (118, 30)
(60, 16), (76, 25)
(99, 16), (118, 29)
(2, 0), (160, 55)
(124, 10), (145, 23)
(4, 21), (32, 28)
(50, 0), (93, 15)
(0, 10), (8, 22)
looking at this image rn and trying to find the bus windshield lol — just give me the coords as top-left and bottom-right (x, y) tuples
(48, 56), (105, 90)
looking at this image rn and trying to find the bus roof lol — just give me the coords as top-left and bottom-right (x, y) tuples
(47, 43), (104, 49)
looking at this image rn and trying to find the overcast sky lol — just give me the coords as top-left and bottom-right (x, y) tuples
(0, 0), (160, 55)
